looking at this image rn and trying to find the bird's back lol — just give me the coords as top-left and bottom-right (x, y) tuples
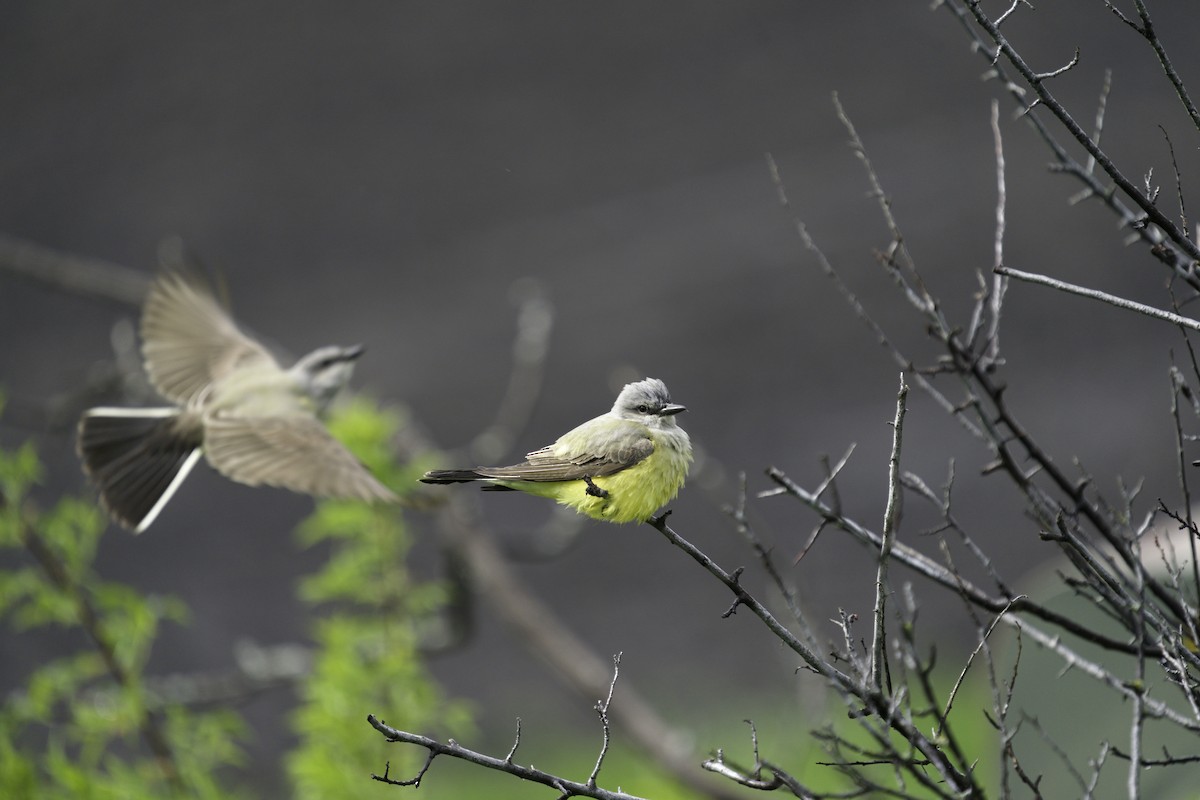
(549, 412), (645, 462)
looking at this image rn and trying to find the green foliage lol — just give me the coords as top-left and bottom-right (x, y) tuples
(0, 434), (246, 799)
(287, 397), (470, 798)
(0, 395), (461, 798)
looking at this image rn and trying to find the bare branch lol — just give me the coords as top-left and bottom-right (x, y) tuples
(765, 467), (1152, 656)
(986, 99), (1009, 364)
(504, 718), (522, 764)
(993, 0), (1032, 28)
(0, 232), (149, 305)
(1003, 616), (1199, 731)
(1084, 740), (1112, 798)
(701, 723), (818, 798)
(468, 278), (554, 463)
(728, 474), (805, 625)
(1031, 48), (1079, 82)
(432, 500), (735, 799)
(766, 153), (984, 443)
(647, 513), (979, 795)
(1128, 556), (1148, 799)
(940, 0), (1200, 287)
(587, 653), (622, 789)
(951, 0), (1200, 264)
(871, 375), (907, 694)
(1167, 371), (1200, 614)
(1159, 125), (1189, 237)
(367, 715), (649, 800)
(1108, 0), (1200, 134)
(996, 265), (1200, 332)
(938, 596), (1021, 738)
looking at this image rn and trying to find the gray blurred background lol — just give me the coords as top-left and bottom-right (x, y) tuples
(3, 2), (1200, 794)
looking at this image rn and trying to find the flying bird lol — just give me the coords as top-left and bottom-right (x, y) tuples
(421, 377), (692, 524)
(78, 271), (396, 532)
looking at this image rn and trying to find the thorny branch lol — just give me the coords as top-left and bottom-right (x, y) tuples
(368, 655), (645, 800)
(870, 375), (907, 695)
(942, 0), (1200, 288)
(587, 653), (622, 789)
(825, 88), (1198, 648)
(764, 466), (1149, 656)
(429, 493), (739, 800)
(702, 722), (816, 798)
(647, 512), (980, 797)
(1106, 0), (1200, 134)
(995, 265), (1200, 333)
(735, 13), (1200, 785)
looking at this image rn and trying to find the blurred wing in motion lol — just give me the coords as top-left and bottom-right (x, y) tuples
(77, 408), (205, 532)
(204, 414), (397, 502)
(141, 272), (281, 405)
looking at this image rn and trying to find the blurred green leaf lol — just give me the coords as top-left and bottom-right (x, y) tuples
(0, 434), (248, 798)
(0, 440), (42, 503)
(288, 399), (469, 799)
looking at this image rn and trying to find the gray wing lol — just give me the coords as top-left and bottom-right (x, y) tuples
(203, 414), (397, 502)
(473, 437), (655, 483)
(141, 272), (281, 406)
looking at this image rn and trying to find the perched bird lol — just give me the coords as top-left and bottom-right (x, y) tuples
(78, 271), (396, 532)
(421, 377), (692, 523)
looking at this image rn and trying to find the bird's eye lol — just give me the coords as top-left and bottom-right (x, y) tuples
(636, 404), (650, 414)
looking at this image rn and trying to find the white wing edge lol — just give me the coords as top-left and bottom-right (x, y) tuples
(83, 407), (180, 418)
(135, 448), (203, 533)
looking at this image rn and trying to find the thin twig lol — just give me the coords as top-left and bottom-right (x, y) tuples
(1003, 616), (1199, 731)
(587, 653), (622, 789)
(1084, 740), (1111, 799)
(765, 467), (1152, 656)
(871, 375), (907, 693)
(1082, 69), (1112, 180)
(367, 715), (649, 800)
(468, 279), (554, 463)
(647, 513), (978, 795)
(1108, 0), (1200, 134)
(997, 265), (1200, 332)
(1167, 370), (1200, 616)
(728, 474), (805, 624)
(941, 0), (1200, 287)
(766, 153), (984, 443)
(433, 499), (735, 799)
(1159, 125), (1189, 238)
(1128, 556), (1147, 799)
(938, 596), (1022, 738)
(954, 0), (1200, 265)
(504, 718), (522, 764)
(986, 99), (1009, 364)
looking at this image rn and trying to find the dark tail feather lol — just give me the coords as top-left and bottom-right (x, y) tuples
(77, 409), (204, 533)
(420, 469), (487, 484)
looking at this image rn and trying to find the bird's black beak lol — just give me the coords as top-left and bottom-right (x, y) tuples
(342, 344), (366, 361)
(660, 403), (687, 416)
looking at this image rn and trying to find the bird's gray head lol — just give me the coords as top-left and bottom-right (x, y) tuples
(611, 377), (686, 426)
(291, 344), (365, 411)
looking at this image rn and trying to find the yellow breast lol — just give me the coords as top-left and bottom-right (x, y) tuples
(503, 443), (691, 524)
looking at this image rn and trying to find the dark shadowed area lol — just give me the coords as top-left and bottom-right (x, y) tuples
(3, 2), (1200, 793)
